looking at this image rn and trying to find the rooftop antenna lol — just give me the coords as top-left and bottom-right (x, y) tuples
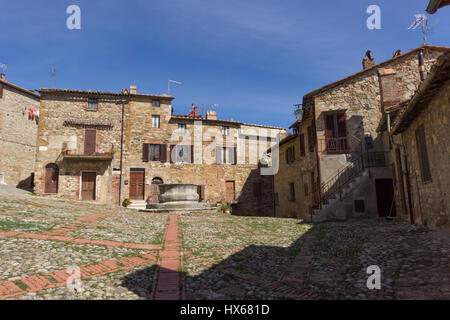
(0, 63), (7, 74)
(168, 79), (182, 95)
(210, 103), (219, 110)
(408, 14), (435, 45)
(51, 66), (56, 89)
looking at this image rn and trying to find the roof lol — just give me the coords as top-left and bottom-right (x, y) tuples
(392, 51), (450, 134)
(303, 45), (450, 101)
(37, 88), (174, 100)
(427, 0), (450, 13)
(171, 114), (286, 130)
(0, 78), (40, 99)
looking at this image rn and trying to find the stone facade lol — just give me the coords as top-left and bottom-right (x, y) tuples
(274, 45), (449, 220)
(34, 87), (285, 216)
(0, 76), (40, 189)
(390, 52), (450, 228)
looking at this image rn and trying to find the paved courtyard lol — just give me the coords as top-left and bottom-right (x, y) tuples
(0, 186), (449, 300)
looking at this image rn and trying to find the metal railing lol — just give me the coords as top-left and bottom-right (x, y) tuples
(318, 150), (390, 206)
(318, 137), (350, 154)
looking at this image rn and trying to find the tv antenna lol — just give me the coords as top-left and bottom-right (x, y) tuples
(51, 66), (56, 88)
(210, 103), (219, 110)
(0, 63), (7, 74)
(168, 79), (182, 95)
(408, 14), (437, 45)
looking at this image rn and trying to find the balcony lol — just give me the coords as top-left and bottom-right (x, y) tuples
(318, 137), (349, 154)
(60, 150), (114, 161)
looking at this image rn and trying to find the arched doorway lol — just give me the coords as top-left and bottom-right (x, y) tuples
(44, 163), (59, 194)
(150, 177), (163, 203)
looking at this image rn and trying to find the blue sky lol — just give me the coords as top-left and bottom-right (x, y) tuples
(1, 0), (449, 129)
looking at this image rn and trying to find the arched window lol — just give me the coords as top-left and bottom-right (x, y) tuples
(44, 163), (59, 194)
(151, 177), (164, 185)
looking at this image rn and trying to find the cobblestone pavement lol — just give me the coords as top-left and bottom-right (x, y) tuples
(0, 187), (449, 299)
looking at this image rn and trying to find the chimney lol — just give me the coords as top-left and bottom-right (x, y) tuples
(193, 106), (198, 117)
(0, 73), (5, 80)
(206, 110), (217, 120)
(129, 85), (137, 94)
(362, 50), (375, 70)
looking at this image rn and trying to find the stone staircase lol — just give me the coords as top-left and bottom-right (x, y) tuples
(127, 200), (147, 210)
(310, 165), (372, 223)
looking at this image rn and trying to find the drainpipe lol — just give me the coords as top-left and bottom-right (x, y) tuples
(118, 100), (125, 206)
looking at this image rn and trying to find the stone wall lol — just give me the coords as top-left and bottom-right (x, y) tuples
(34, 92), (125, 204)
(398, 81), (450, 228)
(0, 81), (40, 189)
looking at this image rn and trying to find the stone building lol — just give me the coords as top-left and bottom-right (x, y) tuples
(0, 74), (40, 189)
(274, 45), (449, 221)
(389, 52), (450, 228)
(34, 86), (284, 216)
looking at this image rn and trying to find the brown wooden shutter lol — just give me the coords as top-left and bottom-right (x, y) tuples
(300, 134), (305, 156)
(190, 145), (194, 163)
(143, 144), (149, 162)
(415, 125), (432, 182)
(160, 144), (167, 162)
(307, 126), (314, 152)
(337, 114), (347, 137)
(84, 129), (96, 154)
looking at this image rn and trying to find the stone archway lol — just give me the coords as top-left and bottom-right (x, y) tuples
(150, 177), (163, 203)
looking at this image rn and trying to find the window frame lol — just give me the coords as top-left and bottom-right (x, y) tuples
(222, 126), (229, 136)
(87, 98), (98, 112)
(152, 115), (160, 128)
(152, 100), (160, 107)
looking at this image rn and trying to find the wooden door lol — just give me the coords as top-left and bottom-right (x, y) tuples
(44, 164), (59, 194)
(375, 179), (396, 217)
(130, 172), (145, 200)
(225, 181), (235, 202)
(81, 172), (96, 200)
(84, 129), (96, 154)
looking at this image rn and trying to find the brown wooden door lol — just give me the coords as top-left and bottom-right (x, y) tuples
(130, 172), (145, 200)
(225, 181), (235, 202)
(44, 164), (59, 194)
(375, 179), (396, 217)
(81, 172), (96, 200)
(84, 129), (96, 154)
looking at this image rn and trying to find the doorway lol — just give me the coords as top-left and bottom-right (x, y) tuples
(225, 181), (235, 202)
(81, 172), (96, 200)
(129, 170), (145, 200)
(44, 164), (59, 194)
(375, 179), (396, 217)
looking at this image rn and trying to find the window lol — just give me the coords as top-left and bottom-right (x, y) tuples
(152, 115), (160, 128)
(171, 145), (193, 163)
(299, 134), (305, 156)
(324, 114), (348, 153)
(288, 183), (295, 201)
(178, 123), (186, 133)
(415, 124), (432, 182)
(87, 98), (98, 111)
(143, 144), (167, 162)
(285, 146), (295, 163)
(152, 100), (160, 107)
(222, 126), (229, 136)
(216, 147), (236, 164)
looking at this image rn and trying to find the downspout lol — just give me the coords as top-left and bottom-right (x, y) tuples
(118, 99), (125, 206)
(311, 100), (321, 209)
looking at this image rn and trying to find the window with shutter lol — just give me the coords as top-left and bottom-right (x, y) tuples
(149, 144), (161, 161)
(84, 129), (96, 154)
(87, 98), (98, 111)
(415, 124), (432, 182)
(143, 143), (150, 162)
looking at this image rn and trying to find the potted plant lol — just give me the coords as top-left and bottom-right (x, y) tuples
(122, 199), (132, 207)
(217, 200), (232, 214)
